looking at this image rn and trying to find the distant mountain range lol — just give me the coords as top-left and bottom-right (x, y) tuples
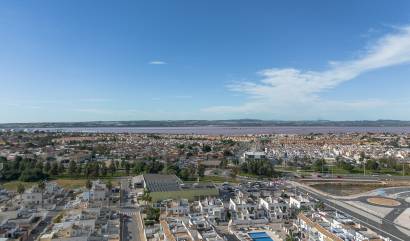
(1, 119), (410, 128)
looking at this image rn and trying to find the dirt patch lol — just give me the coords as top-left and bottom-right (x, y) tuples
(310, 183), (387, 196)
(54, 179), (87, 189)
(367, 197), (401, 207)
(309, 181), (409, 196)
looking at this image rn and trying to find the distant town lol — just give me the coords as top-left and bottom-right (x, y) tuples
(0, 128), (410, 241)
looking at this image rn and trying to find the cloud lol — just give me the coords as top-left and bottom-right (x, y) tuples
(149, 60), (167, 65)
(203, 25), (410, 119)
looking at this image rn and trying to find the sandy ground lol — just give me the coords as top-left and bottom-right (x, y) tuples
(367, 197), (401, 207)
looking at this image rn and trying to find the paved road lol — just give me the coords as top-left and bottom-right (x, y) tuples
(294, 184), (409, 241)
(119, 177), (144, 241)
(285, 170), (410, 181)
(352, 193), (410, 226)
(27, 196), (71, 241)
(121, 212), (141, 241)
(27, 215), (51, 241)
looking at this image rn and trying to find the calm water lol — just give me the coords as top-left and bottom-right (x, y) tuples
(24, 126), (410, 135)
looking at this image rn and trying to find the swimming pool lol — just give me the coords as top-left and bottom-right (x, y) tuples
(248, 232), (274, 241)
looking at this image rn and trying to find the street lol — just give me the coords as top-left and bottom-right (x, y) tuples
(292, 183), (410, 241)
(119, 177), (144, 241)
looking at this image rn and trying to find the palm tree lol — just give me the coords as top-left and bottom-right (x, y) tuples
(106, 180), (112, 207)
(86, 179), (92, 189)
(38, 181), (46, 208)
(286, 230), (296, 241)
(86, 179), (92, 203)
(141, 188), (152, 206)
(17, 183), (25, 204)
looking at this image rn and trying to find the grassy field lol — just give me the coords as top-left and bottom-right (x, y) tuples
(1, 181), (37, 191)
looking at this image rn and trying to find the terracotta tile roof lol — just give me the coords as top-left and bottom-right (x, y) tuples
(298, 213), (344, 241)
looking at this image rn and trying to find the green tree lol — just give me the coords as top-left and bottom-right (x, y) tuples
(38, 181), (46, 208)
(163, 163), (179, 175)
(94, 163), (100, 177)
(230, 166), (239, 178)
(76, 164), (83, 175)
(312, 159), (328, 173)
(197, 164), (205, 177)
(339, 161), (354, 172)
(125, 162), (131, 175)
(68, 160), (77, 176)
(17, 183), (25, 203)
(50, 162), (59, 175)
(84, 163), (91, 178)
(141, 188), (152, 205)
(44, 162), (51, 174)
(202, 145), (212, 152)
(58, 162), (65, 174)
(144, 160), (164, 173)
(223, 149), (233, 157)
(85, 179), (92, 202)
(366, 160), (380, 171)
(109, 162), (116, 176)
(35, 160), (44, 170)
(285, 230), (296, 241)
(240, 159), (276, 177)
(179, 167), (191, 180)
(145, 207), (160, 221)
(133, 160), (145, 174)
(315, 201), (325, 210)
(0, 156), (6, 162)
(19, 168), (48, 182)
(86, 179), (92, 190)
(101, 162), (108, 176)
(106, 180), (113, 207)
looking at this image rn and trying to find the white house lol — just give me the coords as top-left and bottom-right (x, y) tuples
(22, 187), (42, 206)
(259, 196), (289, 221)
(289, 195), (312, 209)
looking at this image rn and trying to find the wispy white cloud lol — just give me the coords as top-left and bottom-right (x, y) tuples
(149, 60), (167, 65)
(203, 25), (410, 119)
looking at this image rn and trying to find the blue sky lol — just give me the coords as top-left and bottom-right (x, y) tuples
(1, 0), (410, 122)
